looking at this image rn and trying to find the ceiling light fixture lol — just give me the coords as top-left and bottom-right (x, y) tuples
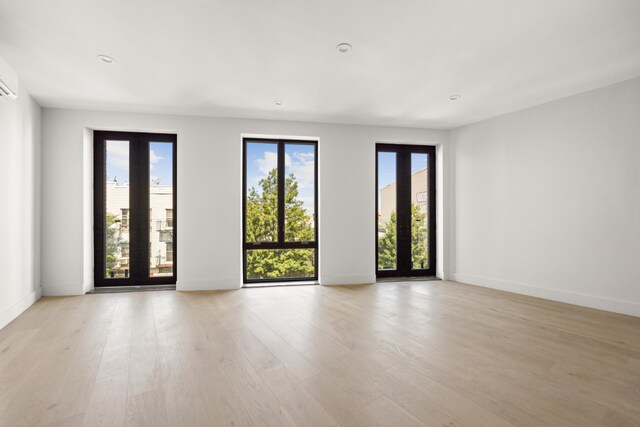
(336, 43), (352, 53)
(449, 94), (461, 101)
(97, 55), (115, 64)
(274, 100), (284, 106)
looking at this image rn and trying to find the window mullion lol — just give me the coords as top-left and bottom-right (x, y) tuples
(277, 140), (286, 245)
(129, 137), (150, 282)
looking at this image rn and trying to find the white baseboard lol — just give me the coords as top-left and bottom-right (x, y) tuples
(451, 273), (640, 317)
(178, 279), (241, 291)
(320, 274), (376, 286)
(437, 270), (451, 280)
(0, 287), (42, 330)
(42, 284), (84, 296)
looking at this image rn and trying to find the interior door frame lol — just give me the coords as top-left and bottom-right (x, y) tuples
(376, 143), (436, 278)
(93, 130), (177, 287)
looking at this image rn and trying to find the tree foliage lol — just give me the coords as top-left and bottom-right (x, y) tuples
(378, 204), (428, 270)
(246, 169), (315, 279)
(105, 212), (124, 277)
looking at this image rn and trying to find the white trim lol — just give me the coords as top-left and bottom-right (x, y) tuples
(243, 281), (319, 288)
(0, 287), (41, 330)
(178, 279), (241, 291)
(321, 274), (376, 286)
(42, 284), (84, 296)
(437, 270), (451, 280)
(241, 133), (319, 141)
(451, 273), (640, 317)
(82, 128), (94, 296)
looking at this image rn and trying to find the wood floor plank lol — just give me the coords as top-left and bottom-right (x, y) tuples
(82, 372), (128, 427)
(44, 413), (86, 427)
(301, 345), (386, 406)
(125, 387), (168, 427)
(2, 281), (640, 427)
(258, 364), (340, 427)
(301, 373), (384, 427)
(127, 296), (161, 398)
(154, 308), (211, 426)
(193, 368), (255, 427)
(386, 363), (515, 427)
(365, 395), (424, 427)
(241, 310), (320, 381)
(221, 357), (296, 426)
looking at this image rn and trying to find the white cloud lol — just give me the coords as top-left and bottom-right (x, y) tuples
(106, 143), (163, 172)
(251, 149), (315, 212)
(149, 149), (163, 171)
(256, 151), (277, 175)
(254, 149), (314, 192)
(106, 141), (129, 169)
(300, 196), (315, 215)
(294, 152), (314, 161)
(255, 151), (296, 176)
(288, 151), (315, 189)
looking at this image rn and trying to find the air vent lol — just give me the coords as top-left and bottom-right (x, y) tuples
(0, 77), (17, 99)
(0, 56), (19, 100)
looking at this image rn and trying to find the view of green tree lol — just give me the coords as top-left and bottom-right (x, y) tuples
(378, 212), (397, 270)
(105, 212), (124, 277)
(246, 169), (315, 279)
(378, 204), (428, 270)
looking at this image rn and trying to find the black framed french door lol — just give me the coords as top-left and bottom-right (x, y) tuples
(376, 143), (436, 278)
(94, 131), (177, 287)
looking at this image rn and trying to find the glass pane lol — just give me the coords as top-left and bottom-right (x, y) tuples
(377, 152), (397, 270)
(245, 142), (279, 242)
(285, 144), (315, 242)
(105, 140), (130, 278)
(149, 142), (174, 277)
(246, 249), (315, 280)
(411, 153), (429, 270)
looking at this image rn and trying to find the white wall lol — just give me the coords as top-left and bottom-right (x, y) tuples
(450, 76), (640, 317)
(0, 91), (41, 329)
(41, 110), (448, 295)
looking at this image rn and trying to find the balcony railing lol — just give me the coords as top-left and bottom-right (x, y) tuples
(155, 220), (173, 230)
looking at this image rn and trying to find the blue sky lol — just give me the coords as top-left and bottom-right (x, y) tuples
(106, 141), (173, 186)
(246, 142), (315, 215)
(149, 142), (173, 185)
(106, 141), (129, 184)
(378, 152), (429, 209)
(106, 141), (428, 213)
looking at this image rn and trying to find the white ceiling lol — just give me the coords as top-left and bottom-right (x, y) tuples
(1, 0), (640, 129)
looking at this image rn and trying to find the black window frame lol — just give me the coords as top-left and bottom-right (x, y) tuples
(375, 143), (437, 278)
(94, 130), (177, 287)
(242, 138), (319, 284)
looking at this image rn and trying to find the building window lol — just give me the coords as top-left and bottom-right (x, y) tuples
(166, 242), (174, 263)
(121, 208), (129, 230)
(243, 138), (318, 283)
(166, 209), (173, 228)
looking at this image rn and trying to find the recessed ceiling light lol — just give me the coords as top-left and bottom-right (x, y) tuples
(97, 55), (115, 64)
(274, 100), (284, 106)
(336, 43), (352, 53)
(449, 94), (461, 101)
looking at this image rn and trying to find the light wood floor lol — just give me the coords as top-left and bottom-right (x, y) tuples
(1, 281), (640, 427)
